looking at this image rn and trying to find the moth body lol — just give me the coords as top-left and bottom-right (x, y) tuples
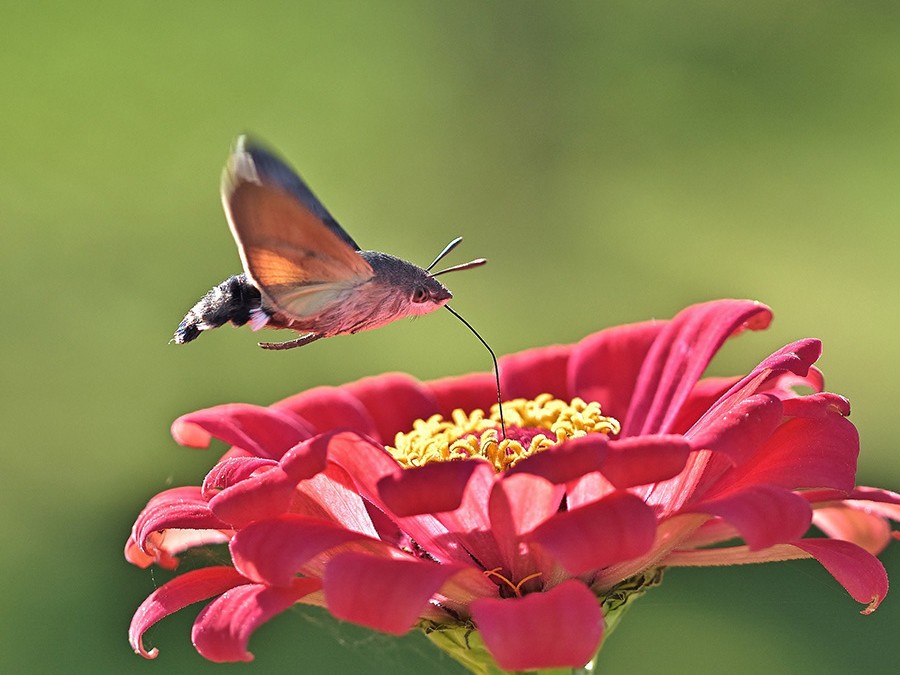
(173, 136), (471, 350)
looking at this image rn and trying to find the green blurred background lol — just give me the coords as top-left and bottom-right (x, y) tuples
(2, 2), (898, 673)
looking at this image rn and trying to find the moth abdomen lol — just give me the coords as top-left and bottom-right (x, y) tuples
(172, 274), (264, 344)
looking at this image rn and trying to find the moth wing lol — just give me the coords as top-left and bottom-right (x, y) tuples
(222, 136), (374, 318)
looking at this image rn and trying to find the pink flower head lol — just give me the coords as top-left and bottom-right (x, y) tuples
(126, 300), (900, 671)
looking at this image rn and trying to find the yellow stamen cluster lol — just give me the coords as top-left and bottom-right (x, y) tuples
(387, 393), (620, 472)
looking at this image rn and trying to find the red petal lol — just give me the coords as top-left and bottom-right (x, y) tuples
(569, 320), (665, 422)
(470, 579), (603, 670)
(527, 492), (657, 575)
(230, 514), (380, 586)
(669, 376), (741, 435)
(781, 392), (851, 419)
(432, 463), (505, 570)
(202, 458), (277, 498)
(687, 485), (812, 550)
(377, 459), (485, 517)
(688, 393), (783, 467)
(171, 404), (315, 460)
(206, 437), (330, 527)
(500, 343), (572, 401)
(192, 578), (321, 662)
(273, 385), (378, 437)
(324, 552), (461, 634)
(624, 300), (772, 437)
(129, 566), (248, 658)
(426, 372), (499, 418)
(725, 413), (859, 493)
(814, 506), (893, 555)
(601, 435), (693, 489)
(131, 487), (229, 554)
(343, 373), (438, 443)
(792, 539), (888, 614)
(489, 474), (565, 580)
(507, 435), (607, 484)
(322, 432), (466, 563)
(208, 468), (295, 528)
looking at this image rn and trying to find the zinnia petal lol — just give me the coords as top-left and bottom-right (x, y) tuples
(192, 577), (321, 662)
(527, 492), (657, 575)
(207, 436), (331, 527)
(323, 552), (462, 634)
(343, 373), (437, 443)
(230, 514), (382, 586)
(489, 473), (565, 580)
(500, 343), (571, 400)
(129, 566), (248, 658)
(506, 434), (607, 484)
(426, 372), (499, 418)
(623, 300), (772, 437)
(377, 459), (486, 517)
(569, 319), (665, 422)
(171, 403), (315, 460)
(601, 435), (693, 489)
(470, 579), (603, 670)
(131, 486), (230, 556)
(273, 385), (378, 437)
(725, 413), (859, 493)
(686, 485), (812, 549)
(792, 539), (889, 614)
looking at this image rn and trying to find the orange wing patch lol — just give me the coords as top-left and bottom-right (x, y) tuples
(226, 181), (373, 288)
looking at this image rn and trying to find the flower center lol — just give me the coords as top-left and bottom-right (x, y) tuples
(387, 393), (620, 472)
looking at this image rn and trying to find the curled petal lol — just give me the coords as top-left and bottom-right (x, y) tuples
(343, 373), (437, 443)
(686, 485), (812, 550)
(666, 539), (888, 614)
(208, 467), (295, 528)
(273, 385), (378, 438)
(131, 487), (229, 555)
(171, 404), (315, 460)
(528, 492), (657, 575)
(207, 434), (341, 528)
(324, 552), (462, 634)
(377, 459), (485, 517)
(624, 300), (772, 437)
(129, 566), (248, 658)
(792, 539), (889, 614)
(781, 392), (851, 419)
(202, 457), (278, 498)
(471, 579), (603, 671)
(192, 577), (321, 662)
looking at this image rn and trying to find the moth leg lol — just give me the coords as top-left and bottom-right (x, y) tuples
(258, 333), (323, 350)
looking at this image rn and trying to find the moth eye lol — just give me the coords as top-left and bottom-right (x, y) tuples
(412, 286), (429, 304)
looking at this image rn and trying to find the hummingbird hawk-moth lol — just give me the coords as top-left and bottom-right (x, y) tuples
(173, 136), (485, 350)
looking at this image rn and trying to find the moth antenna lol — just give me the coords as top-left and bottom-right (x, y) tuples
(444, 305), (506, 439)
(431, 258), (487, 277)
(426, 236), (464, 272)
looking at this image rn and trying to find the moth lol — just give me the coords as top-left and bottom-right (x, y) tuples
(173, 136), (486, 350)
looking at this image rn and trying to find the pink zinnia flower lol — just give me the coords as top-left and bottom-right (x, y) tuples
(126, 299), (899, 671)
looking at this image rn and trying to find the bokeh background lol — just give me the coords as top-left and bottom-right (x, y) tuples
(2, 2), (898, 673)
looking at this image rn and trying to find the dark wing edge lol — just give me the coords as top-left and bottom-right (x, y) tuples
(228, 134), (363, 251)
